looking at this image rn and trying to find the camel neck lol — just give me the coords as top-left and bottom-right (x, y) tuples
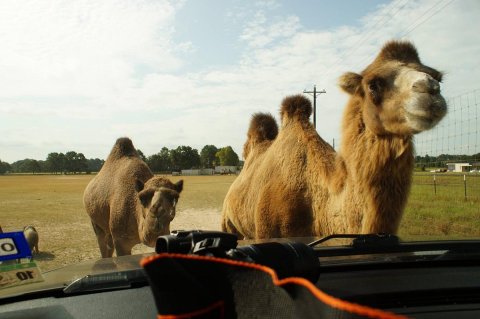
(337, 101), (415, 234)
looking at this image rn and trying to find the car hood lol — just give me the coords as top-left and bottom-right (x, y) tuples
(3, 235), (479, 300)
(0, 253), (154, 300)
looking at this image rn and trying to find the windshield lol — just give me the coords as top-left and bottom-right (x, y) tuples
(0, 0), (478, 296)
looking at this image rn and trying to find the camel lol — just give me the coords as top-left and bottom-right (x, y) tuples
(83, 137), (183, 257)
(222, 40), (447, 239)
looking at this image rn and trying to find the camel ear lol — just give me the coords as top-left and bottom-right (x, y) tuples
(339, 72), (363, 95)
(138, 189), (155, 207)
(135, 179), (145, 192)
(175, 180), (183, 193)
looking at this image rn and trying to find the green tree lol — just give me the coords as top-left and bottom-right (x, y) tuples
(216, 146), (239, 166)
(137, 149), (147, 162)
(87, 158), (104, 172)
(64, 151), (76, 173)
(200, 145), (218, 168)
(64, 151), (88, 174)
(170, 146), (200, 170)
(0, 159), (10, 174)
(158, 147), (171, 171)
(73, 152), (88, 173)
(20, 159), (41, 174)
(46, 152), (65, 174)
(147, 147), (172, 172)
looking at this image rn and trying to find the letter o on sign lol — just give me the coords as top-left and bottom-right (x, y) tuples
(1, 242), (15, 252)
(0, 238), (19, 256)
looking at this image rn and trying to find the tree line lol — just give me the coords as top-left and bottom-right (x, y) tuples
(415, 153), (480, 169)
(0, 145), (240, 174)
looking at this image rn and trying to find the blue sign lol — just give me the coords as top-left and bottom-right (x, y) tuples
(0, 232), (32, 261)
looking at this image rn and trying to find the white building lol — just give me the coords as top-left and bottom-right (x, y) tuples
(446, 163), (472, 172)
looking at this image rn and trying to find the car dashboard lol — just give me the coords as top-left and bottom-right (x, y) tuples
(1, 239), (480, 319)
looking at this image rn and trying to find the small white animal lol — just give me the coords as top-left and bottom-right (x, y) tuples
(23, 225), (39, 254)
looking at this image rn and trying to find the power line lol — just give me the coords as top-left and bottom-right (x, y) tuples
(400, 0), (455, 37)
(303, 85), (326, 129)
(350, 0), (454, 72)
(321, 0), (411, 81)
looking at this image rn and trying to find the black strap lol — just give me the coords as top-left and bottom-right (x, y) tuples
(141, 253), (408, 319)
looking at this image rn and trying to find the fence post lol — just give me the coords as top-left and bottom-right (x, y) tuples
(433, 174), (436, 195)
(464, 174), (467, 200)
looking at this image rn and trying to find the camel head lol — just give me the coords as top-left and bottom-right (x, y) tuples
(136, 177), (183, 246)
(339, 40), (447, 135)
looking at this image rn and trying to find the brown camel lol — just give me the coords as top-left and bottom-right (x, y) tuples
(83, 137), (183, 257)
(222, 40), (447, 239)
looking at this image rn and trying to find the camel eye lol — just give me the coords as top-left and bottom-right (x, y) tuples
(368, 78), (383, 93)
(367, 78), (384, 105)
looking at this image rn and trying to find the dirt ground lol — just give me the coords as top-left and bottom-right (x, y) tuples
(27, 208), (223, 272)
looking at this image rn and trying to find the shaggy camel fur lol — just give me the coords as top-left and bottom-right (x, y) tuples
(83, 137), (183, 257)
(222, 40), (447, 239)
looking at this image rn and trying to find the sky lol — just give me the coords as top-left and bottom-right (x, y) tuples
(0, 0), (479, 163)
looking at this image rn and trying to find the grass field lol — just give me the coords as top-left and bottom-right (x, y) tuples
(0, 173), (479, 272)
(399, 173), (480, 239)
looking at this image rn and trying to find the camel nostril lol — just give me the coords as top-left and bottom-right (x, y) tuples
(429, 80), (440, 95)
(412, 80), (427, 93)
(412, 77), (440, 95)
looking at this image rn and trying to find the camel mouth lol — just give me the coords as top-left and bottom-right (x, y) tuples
(405, 93), (447, 133)
(142, 218), (171, 247)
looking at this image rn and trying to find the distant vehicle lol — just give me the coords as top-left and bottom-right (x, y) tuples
(429, 168), (447, 173)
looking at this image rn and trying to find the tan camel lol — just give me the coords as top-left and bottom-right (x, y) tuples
(83, 137), (183, 257)
(222, 40), (447, 239)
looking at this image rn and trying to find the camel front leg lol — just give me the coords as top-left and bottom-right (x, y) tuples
(221, 215), (244, 239)
(113, 238), (134, 256)
(91, 222), (114, 258)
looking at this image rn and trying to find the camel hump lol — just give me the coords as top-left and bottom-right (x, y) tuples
(280, 95), (312, 125)
(243, 113), (278, 159)
(248, 113), (278, 143)
(108, 137), (139, 160)
(377, 40), (420, 64)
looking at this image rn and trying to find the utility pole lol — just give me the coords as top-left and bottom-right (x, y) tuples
(303, 85), (326, 129)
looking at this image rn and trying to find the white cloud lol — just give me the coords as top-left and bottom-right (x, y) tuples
(0, 0), (182, 99)
(240, 12), (300, 48)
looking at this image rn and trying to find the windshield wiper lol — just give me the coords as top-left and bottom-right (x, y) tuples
(63, 269), (147, 294)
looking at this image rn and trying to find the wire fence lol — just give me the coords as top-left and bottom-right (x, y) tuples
(413, 89), (480, 201)
(412, 173), (480, 200)
(415, 88), (479, 167)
